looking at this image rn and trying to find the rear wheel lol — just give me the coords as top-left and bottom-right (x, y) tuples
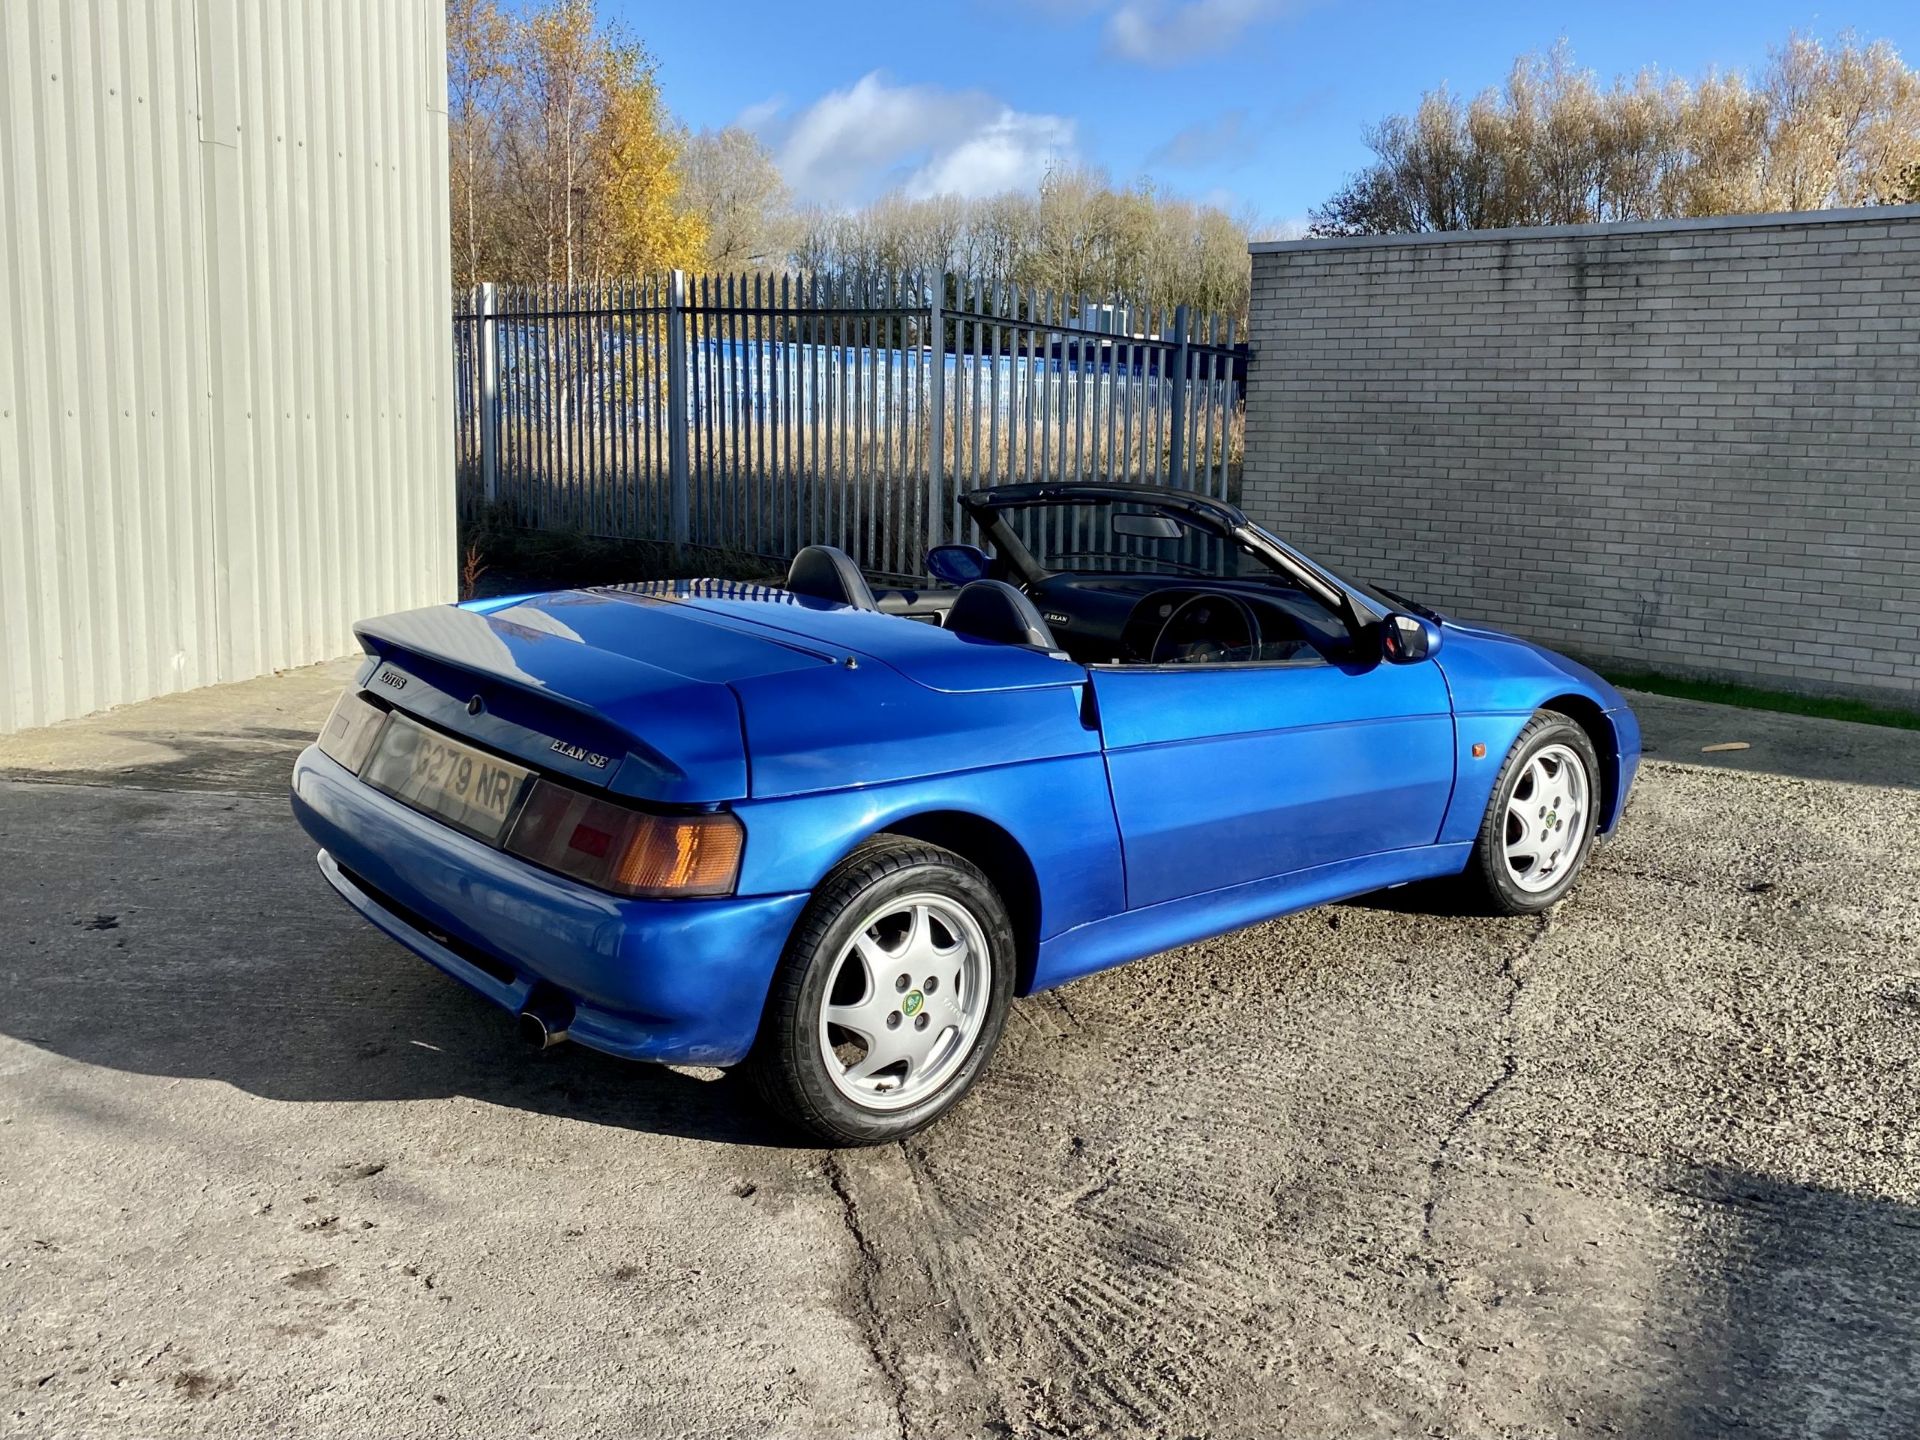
(1461, 711), (1603, 914)
(747, 836), (1014, 1145)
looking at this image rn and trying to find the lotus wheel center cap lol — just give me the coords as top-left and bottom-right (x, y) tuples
(902, 990), (924, 1017)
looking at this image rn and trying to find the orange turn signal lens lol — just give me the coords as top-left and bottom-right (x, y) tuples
(611, 813), (745, 896)
(505, 780), (743, 898)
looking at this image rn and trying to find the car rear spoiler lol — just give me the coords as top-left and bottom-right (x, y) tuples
(353, 604), (750, 804)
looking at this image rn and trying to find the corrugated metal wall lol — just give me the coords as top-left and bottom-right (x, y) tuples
(0, 0), (453, 733)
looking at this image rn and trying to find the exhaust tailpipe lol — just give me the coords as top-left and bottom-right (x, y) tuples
(517, 994), (574, 1050)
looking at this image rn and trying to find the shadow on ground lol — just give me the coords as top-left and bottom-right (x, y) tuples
(1625, 1166), (1920, 1437)
(7, 656), (1920, 1436)
(0, 765), (795, 1148)
(4, 954), (794, 1150)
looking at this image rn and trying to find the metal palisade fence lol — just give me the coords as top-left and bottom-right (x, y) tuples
(452, 272), (1246, 581)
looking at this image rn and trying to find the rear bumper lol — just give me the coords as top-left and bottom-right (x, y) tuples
(290, 746), (807, 1066)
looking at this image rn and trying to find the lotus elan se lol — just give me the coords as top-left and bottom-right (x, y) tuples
(291, 483), (1639, 1144)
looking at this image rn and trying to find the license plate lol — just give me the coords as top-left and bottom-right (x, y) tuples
(362, 714), (530, 842)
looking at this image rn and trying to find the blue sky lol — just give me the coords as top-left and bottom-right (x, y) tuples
(618, 1), (1920, 228)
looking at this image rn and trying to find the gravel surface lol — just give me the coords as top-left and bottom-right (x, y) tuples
(2, 664), (1917, 1438)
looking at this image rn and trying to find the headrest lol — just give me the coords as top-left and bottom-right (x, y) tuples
(943, 579), (1060, 651)
(786, 545), (876, 610)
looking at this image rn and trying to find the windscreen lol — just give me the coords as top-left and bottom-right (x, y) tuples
(994, 499), (1266, 580)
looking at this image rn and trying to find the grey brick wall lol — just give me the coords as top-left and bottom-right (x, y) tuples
(1242, 207), (1920, 706)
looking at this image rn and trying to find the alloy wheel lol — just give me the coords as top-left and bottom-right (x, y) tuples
(816, 892), (992, 1112)
(1502, 742), (1590, 893)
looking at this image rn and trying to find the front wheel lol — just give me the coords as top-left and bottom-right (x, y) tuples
(1461, 711), (1603, 914)
(746, 835), (1014, 1145)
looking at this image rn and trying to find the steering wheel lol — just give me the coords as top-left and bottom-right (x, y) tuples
(1149, 593), (1261, 664)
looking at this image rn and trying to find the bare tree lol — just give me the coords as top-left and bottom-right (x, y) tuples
(1312, 32), (1920, 236)
(1761, 34), (1920, 208)
(782, 168), (1254, 323)
(447, 0), (510, 287)
(682, 127), (797, 270)
(497, 1), (603, 283)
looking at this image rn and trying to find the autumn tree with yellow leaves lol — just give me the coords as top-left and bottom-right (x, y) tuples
(445, 1), (1259, 320)
(450, 13), (1920, 317)
(448, 0), (705, 285)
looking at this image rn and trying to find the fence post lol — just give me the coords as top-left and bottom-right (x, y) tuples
(478, 282), (499, 504)
(927, 273), (946, 559)
(667, 268), (691, 557)
(1166, 303), (1190, 488)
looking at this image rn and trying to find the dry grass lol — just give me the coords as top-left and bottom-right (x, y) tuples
(462, 401), (1244, 579)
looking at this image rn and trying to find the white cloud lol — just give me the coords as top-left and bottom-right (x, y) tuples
(904, 111), (1075, 198)
(731, 94), (786, 133)
(748, 72), (1077, 207)
(1104, 0), (1299, 66)
(1149, 108), (1253, 171)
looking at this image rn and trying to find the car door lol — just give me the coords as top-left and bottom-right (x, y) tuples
(1090, 656), (1456, 910)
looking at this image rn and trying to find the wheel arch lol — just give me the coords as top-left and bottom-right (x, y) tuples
(861, 811), (1044, 996)
(1540, 692), (1624, 833)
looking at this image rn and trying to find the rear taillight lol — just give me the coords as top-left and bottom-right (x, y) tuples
(504, 781), (744, 898)
(317, 689), (386, 774)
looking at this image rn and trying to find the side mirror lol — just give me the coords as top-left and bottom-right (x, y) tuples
(1381, 612), (1442, 664)
(926, 543), (990, 586)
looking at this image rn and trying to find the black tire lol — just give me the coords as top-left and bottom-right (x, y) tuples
(746, 834), (1016, 1146)
(1460, 711), (1604, 915)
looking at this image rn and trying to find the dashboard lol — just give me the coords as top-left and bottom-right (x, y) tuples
(1028, 574), (1354, 666)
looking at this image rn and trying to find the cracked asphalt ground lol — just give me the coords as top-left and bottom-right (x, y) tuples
(3, 662), (1918, 1438)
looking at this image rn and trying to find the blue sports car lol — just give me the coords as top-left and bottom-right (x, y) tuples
(291, 483), (1638, 1144)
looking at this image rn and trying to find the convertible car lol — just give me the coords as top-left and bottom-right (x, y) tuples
(291, 482), (1639, 1144)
